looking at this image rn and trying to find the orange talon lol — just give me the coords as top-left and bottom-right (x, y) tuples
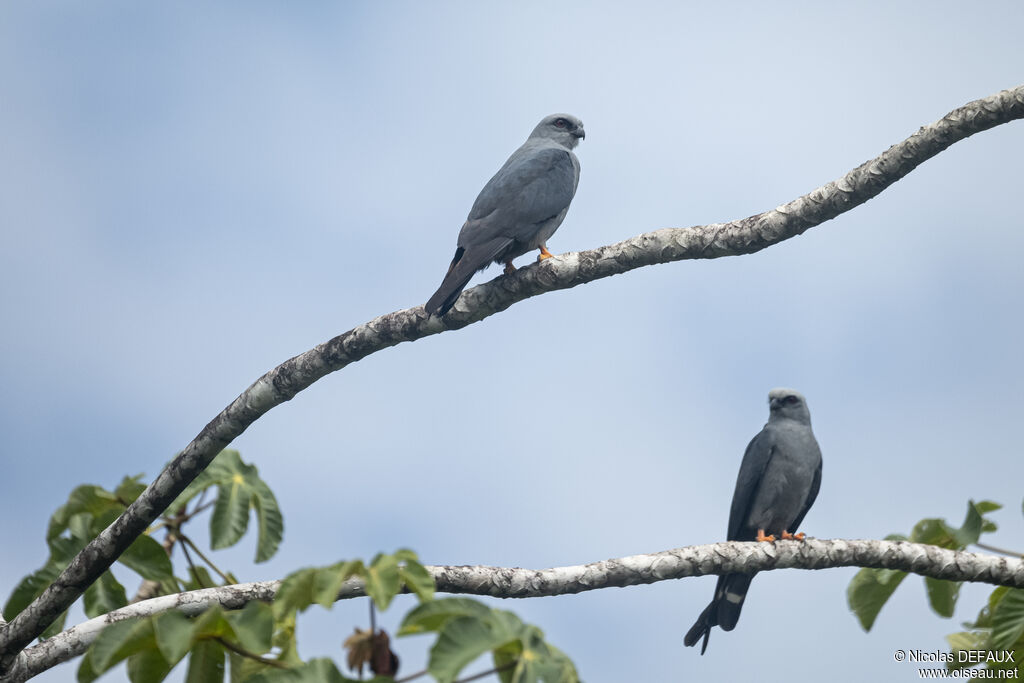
(781, 530), (806, 541)
(756, 529), (776, 543)
(503, 261), (517, 275)
(537, 246), (554, 261)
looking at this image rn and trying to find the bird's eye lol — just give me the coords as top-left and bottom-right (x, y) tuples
(554, 118), (567, 128)
(783, 396), (799, 405)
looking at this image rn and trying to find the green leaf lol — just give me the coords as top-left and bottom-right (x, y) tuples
(185, 639), (225, 683)
(847, 568), (909, 631)
(911, 518), (954, 547)
(211, 478), (252, 550)
(950, 501), (985, 548)
(48, 485), (123, 541)
(991, 588), (1024, 650)
(153, 611), (195, 665)
(250, 478), (284, 563)
(365, 553), (401, 610)
(225, 601), (274, 654)
(273, 562), (364, 618)
(191, 605), (234, 641)
(924, 577), (960, 618)
(244, 658), (359, 683)
(88, 619), (157, 674)
(4, 564), (61, 622)
(126, 647), (173, 683)
(429, 610), (526, 683)
(77, 649), (101, 683)
(399, 559), (436, 603)
(114, 475), (148, 504)
(974, 501), (1002, 515)
(270, 611), (301, 667)
(84, 571), (129, 618)
(945, 631), (987, 671)
(119, 534), (174, 581)
(399, 597), (492, 635)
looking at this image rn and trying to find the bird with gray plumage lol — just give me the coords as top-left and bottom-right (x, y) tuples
(684, 388), (823, 654)
(424, 114), (584, 316)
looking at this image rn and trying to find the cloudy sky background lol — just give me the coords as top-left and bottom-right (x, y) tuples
(2, 2), (1023, 681)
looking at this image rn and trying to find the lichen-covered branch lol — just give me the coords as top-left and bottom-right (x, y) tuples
(4, 539), (1022, 682)
(2, 85), (1022, 672)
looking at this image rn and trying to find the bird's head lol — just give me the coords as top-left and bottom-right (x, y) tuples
(768, 388), (811, 425)
(531, 114), (585, 149)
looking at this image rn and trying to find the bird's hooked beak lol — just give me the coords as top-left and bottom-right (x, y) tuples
(572, 126), (586, 140)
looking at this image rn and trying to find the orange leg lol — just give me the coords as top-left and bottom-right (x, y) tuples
(537, 246), (554, 261)
(781, 530), (806, 541)
(503, 261), (517, 275)
(756, 529), (776, 542)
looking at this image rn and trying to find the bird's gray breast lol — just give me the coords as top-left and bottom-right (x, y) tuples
(747, 424), (821, 532)
(459, 142), (579, 255)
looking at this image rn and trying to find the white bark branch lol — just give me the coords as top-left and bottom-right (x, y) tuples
(2, 85), (1022, 672)
(4, 539), (1022, 682)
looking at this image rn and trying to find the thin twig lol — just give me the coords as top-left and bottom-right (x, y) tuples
(211, 636), (288, 669)
(180, 535), (234, 585)
(974, 541), (1024, 558)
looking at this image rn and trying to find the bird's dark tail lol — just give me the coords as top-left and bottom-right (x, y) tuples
(683, 574), (754, 654)
(425, 247), (472, 316)
(424, 237), (513, 317)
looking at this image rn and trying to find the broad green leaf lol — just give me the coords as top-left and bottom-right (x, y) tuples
(911, 518), (953, 547)
(365, 553), (401, 610)
(49, 533), (89, 565)
(399, 559), (436, 603)
(974, 501), (1002, 515)
(191, 605), (234, 641)
(250, 478), (284, 563)
(126, 647), (173, 683)
(950, 501), (985, 548)
(399, 597), (491, 635)
(114, 475), (148, 504)
(119, 534), (174, 581)
(4, 564), (61, 621)
(274, 567), (318, 618)
(88, 619), (156, 674)
(185, 639), (225, 683)
(991, 588), (1024, 650)
(84, 571), (128, 618)
(313, 560), (361, 608)
(77, 649), (100, 683)
(225, 601), (274, 654)
(153, 611), (195, 665)
(495, 628), (579, 683)
(429, 610), (527, 683)
(245, 658), (359, 683)
(847, 568), (909, 631)
(925, 577), (960, 618)
(227, 651), (267, 683)
(271, 611), (301, 667)
(211, 478), (252, 550)
(48, 485), (122, 541)
(945, 631), (987, 671)
(274, 562), (363, 618)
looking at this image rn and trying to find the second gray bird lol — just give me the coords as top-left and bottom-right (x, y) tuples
(424, 114), (584, 316)
(684, 388), (823, 654)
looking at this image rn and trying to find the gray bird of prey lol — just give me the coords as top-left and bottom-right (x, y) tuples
(424, 113), (584, 316)
(684, 388), (823, 654)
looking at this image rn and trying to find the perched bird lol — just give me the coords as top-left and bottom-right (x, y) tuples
(684, 388), (823, 654)
(424, 113), (584, 316)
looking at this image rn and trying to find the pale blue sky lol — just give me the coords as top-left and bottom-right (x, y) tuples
(2, 2), (1023, 681)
